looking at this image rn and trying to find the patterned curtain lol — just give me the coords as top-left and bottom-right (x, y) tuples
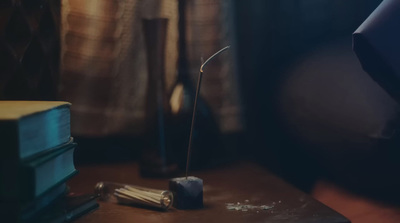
(60, 0), (243, 137)
(61, 0), (178, 136)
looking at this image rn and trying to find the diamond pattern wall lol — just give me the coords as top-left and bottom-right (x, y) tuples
(0, 0), (60, 100)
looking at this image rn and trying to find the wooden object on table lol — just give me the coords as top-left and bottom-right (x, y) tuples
(67, 162), (349, 223)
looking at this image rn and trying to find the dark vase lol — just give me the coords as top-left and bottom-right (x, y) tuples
(140, 18), (178, 177)
(167, 0), (222, 171)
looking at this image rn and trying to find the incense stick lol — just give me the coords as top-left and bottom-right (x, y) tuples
(185, 45), (231, 179)
(113, 185), (172, 209)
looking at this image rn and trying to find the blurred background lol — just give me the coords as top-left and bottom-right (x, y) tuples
(3, 0), (400, 214)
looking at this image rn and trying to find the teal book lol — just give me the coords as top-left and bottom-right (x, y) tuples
(0, 101), (71, 160)
(20, 183), (69, 219)
(0, 183), (68, 222)
(31, 193), (99, 223)
(0, 141), (77, 201)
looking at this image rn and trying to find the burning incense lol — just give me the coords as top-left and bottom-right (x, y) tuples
(185, 45), (231, 178)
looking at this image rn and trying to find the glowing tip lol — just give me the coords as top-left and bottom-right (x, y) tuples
(200, 45), (231, 73)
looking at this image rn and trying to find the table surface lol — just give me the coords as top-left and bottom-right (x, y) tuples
(67, 161), (350, 223)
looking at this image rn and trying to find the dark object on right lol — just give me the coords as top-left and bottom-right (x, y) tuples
(353, 0), (400, 103)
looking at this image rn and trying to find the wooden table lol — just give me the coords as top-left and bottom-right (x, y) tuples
(67, 161), (350, 223)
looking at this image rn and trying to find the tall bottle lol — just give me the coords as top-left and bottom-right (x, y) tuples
(167, 0), (222, 171)
(140, 18), (178, 177)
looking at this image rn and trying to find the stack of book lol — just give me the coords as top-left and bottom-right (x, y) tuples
(0, 101), (97, 222)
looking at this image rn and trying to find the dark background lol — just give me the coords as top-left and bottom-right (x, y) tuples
(232, 0), (400, 203)
(3, 0), (400, 203)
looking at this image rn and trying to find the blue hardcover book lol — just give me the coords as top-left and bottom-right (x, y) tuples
(0, 140), (77, 201)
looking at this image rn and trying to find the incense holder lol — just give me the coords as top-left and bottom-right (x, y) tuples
(169, 176), (203, 209)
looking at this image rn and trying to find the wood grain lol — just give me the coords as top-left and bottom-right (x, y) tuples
(313, 180), (400, 223)
(68, 162), (349, 223)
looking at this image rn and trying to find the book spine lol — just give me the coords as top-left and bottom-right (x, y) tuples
(0, 160), (19, 199)
(0, 144), (77, 201)
(0, 121), (19, 159)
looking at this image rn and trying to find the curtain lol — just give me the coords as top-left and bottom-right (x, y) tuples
(60, 0), (243, 137)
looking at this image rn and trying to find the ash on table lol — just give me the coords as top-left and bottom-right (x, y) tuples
(225, 200), (276, 212)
